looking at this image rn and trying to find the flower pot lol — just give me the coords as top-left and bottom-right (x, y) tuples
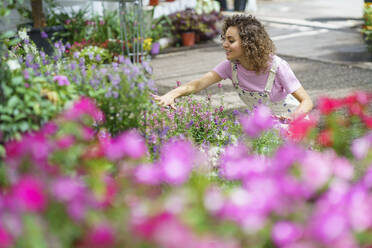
(181, 32), (195, 47)
(149, 0), (159, 6)
(151, 42), (161, 55)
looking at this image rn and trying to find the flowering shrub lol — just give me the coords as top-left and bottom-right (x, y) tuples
(141, 92), (242, 158)
(1, 31), (154, 150)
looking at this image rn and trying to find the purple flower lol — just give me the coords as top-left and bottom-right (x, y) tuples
(95, 54), (101, 62)
(41, 31), (48, 39)
(53, 75), (70, 86)
(74, 51), (80, 59)
(23, 70), (30, 80)
(272, 221), (302, 247)
(239, 105), (274, 138)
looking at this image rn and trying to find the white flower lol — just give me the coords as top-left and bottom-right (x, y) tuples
(18, 29), (29, 40)
(7, 59), (21, 71)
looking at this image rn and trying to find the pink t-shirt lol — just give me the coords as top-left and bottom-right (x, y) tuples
(212, 56), (301, 102)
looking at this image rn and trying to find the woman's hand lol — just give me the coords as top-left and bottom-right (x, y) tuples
(151, 93), (177, 110)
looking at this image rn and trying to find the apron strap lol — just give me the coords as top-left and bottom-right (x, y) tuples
(230, 62), (239, 88)
(264, 56), (279, 92)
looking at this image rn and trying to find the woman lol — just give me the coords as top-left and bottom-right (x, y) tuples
(153, 15), (313, 120)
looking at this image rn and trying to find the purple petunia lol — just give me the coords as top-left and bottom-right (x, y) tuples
(53, 75), (70, 86)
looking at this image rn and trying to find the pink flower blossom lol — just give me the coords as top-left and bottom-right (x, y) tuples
(272, 221), (302, 247)
(52, 176), (86, 202)
(300, 151), (332, 192)
(0, 225), (13, 248)
(53, 75), (70, 86)
(56, 135), (75, 149)
(104, 130), (147, 161)
(64, 97), (104, 123)
(239, 105), (274, 138)
(82, 224), (115, 248)
(159, 139), (195, 185)
(134, 164), (162, 185)
(13, 176), (46, 212)
(351, 136), (371, 160)
(133, 212), (194, 248)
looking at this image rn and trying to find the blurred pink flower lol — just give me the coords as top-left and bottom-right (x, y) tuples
(159, 139), (195, 185)
(52, 176), (85, 202)
(56, 135), (75, 149)
(0, 225), (13, 248)
(104, 130), (147, 161)
(133, 212), (193, 248)
(351, 136), (371, 160)
(239, 105), (274, 138)
(82, 224), (115, 248)
(300, 151), (332, 192)
(134, 164), (161, 185)
(272, 221), (302, 247)
(53, 75), (70, 86)
(13, 176), (46, 212)
(64, 97), (104, 123)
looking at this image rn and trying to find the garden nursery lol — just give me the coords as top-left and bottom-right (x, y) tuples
(2, 0), (372, 248)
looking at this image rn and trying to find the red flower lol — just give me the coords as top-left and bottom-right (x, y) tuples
(317, 129), (333, 147)
(288, 115), (317, 141)
(317, 97), (343, 115)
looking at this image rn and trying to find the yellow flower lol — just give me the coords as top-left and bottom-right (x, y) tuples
(143, 38), (153, 52)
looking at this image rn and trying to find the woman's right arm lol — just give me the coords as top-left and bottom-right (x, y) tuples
(152, 71), (222, 109)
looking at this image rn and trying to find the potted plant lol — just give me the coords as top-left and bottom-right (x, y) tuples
(169, 9), (199, 46)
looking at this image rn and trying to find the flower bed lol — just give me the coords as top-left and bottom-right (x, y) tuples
(2, 91), (372, 247)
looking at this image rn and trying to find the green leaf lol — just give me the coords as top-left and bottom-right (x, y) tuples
(32, 76), (47, 84)
(0, 115), (12, 122)
(11, 76), (23, 86)
(19, 121), (29, 132)
(7, 95), (20, 109)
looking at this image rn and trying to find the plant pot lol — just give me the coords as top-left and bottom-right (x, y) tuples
(149, 0), (159, 6)
(181, 32), (195, 47)
(151, 42), (161, 55)
(28, 25), (66, 55)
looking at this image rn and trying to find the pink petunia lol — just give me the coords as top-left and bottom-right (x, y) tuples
(239, 105), (274, 138)
(0, 224), (13, 248)
(13, 176), (47, 212)
(64, 97), (104, 123)
(82, 224), (115, 248)
(104, 130), (147, 161)
(272, 221), (302, 247)
(159, 139), (195, 185)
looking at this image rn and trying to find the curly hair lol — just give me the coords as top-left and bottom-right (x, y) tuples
(222, 15), (276, 74)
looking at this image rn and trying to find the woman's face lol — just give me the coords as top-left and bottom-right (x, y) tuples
(222, 26), (244, 61)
